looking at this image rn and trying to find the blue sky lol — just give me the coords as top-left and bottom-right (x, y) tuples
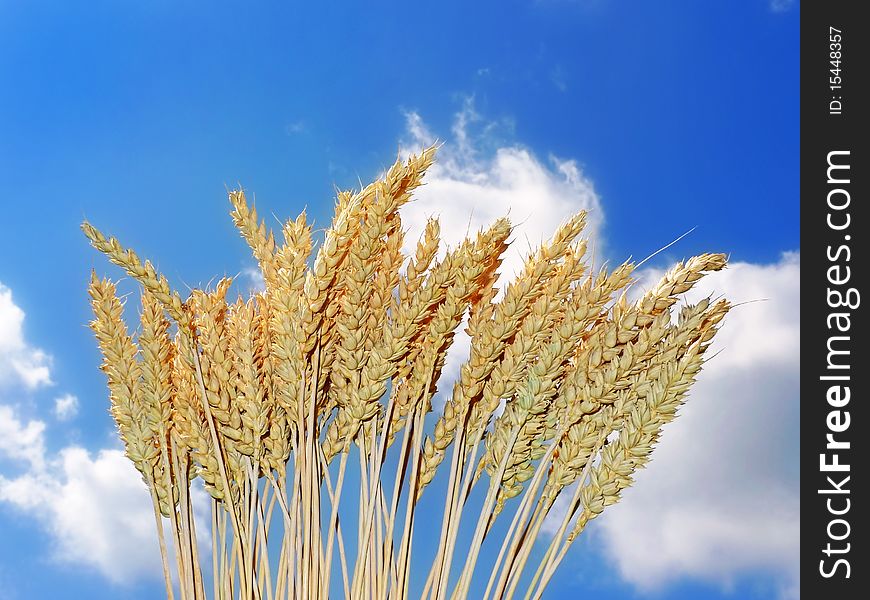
(0, 1), (799, 599)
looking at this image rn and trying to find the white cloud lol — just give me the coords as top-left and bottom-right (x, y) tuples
(399, 99), (603, 277)
(398, 101), (604, 397)
(770, 0), (796, 13)
(242, 266), (266, 293)
(0, 405), (46, 472)
(550, 65), (568, 92)
(285, 120), (307, 135)
(595, 252), (800, 597)
(53, 394), (79, 421)
(1, 448), (162, 582)
(0, 283), (52, 389)
(0, 404), (162, 582)
(1, 399), (211, 585)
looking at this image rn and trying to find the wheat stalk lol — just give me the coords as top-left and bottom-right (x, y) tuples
(83, 146), (728, 599)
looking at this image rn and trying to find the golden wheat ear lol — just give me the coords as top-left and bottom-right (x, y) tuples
(83, 148), (727, 600)
(82, 221), (191, 329)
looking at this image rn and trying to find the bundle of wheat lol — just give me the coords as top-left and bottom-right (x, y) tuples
(83, 147), (728, 600)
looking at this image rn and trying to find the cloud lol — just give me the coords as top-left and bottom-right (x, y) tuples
(1, 390), (210, 588)
(0, 403), (168, 582)
(0, 283), (52, 389)
(1, 445), (211, 587)
(399, 99), (603, 274)
(53, 394), (79, 421)
(285, 120), (307, 135)
(242, 266), (266, 294)
(398, 101), (603, 397)
(593, 252), (800, 597)
(0, 405), (46, 472)
(2, 450), (163, 583)
(769, 0), (796, 13)
(550, 65), (568, 92)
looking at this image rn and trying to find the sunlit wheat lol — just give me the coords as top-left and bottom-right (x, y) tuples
(83, 147), (728, 600)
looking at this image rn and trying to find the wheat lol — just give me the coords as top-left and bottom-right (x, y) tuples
(230, 191), (279, 289)
(84, 146), (727, 600)
(88, 274), (153, 480)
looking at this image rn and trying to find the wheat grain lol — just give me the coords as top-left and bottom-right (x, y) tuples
(84, 147), (728, 600)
